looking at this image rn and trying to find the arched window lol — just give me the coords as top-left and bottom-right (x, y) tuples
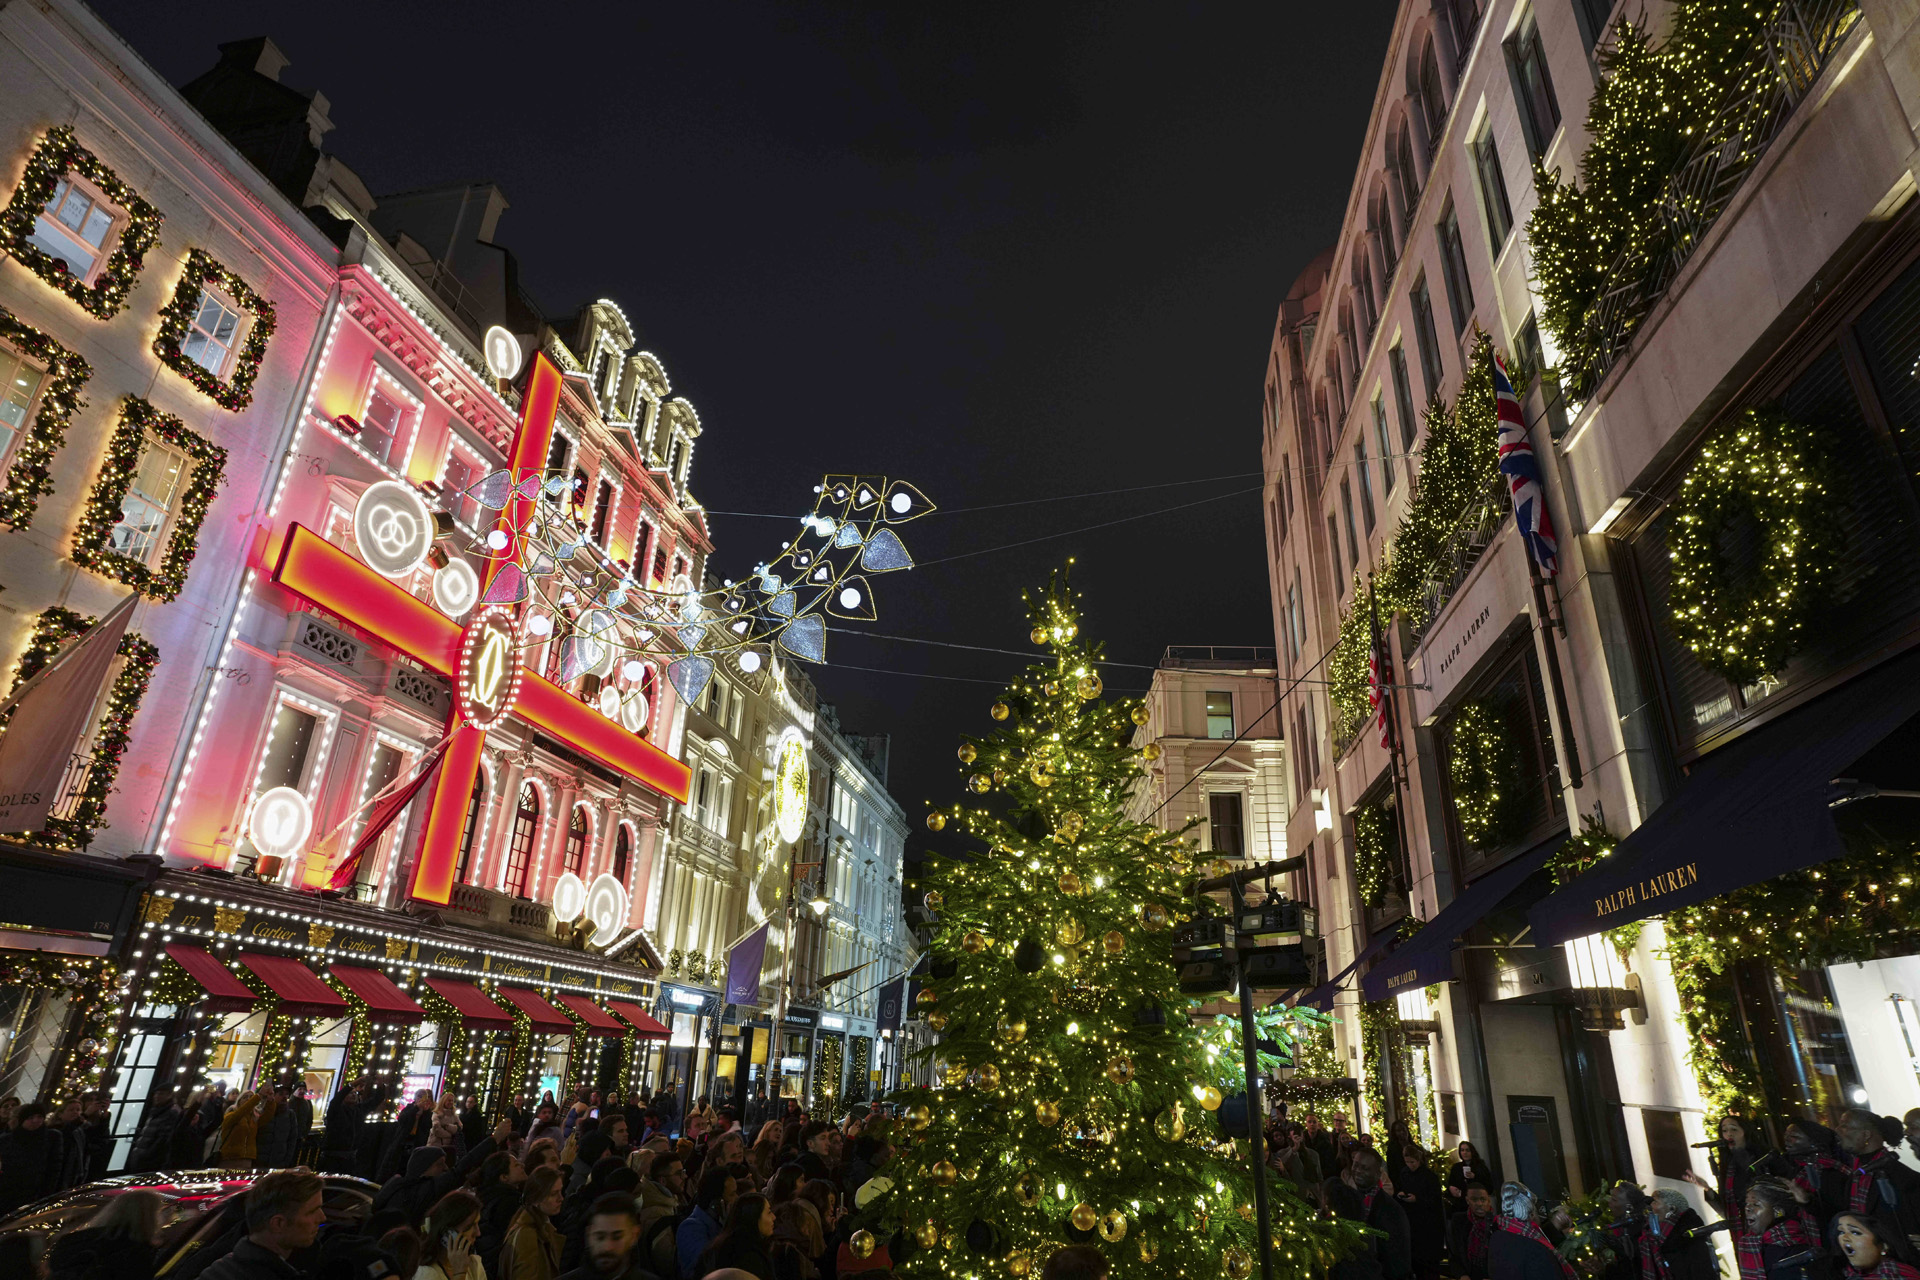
(1418, 39), (1447, 151)
(506, 782), (540, 899)
(1391, 123), (1421, 226)
(455, 768), (487, 884)
(566, 805), (588, 876)
(1369, 182), (1398, 276)
(612, 825), (631, 883)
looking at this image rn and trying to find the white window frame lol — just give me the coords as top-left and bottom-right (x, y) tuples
(437, 432), (495, 536)
(26, 172), (123, 285)
(337, 363), (425, 477)
(179, 283), (250, 380)
(0, 343), (48, 475)
(350, 730), (421, 894)
(590, 471), (621, 550)
(107, 433), (192, 567)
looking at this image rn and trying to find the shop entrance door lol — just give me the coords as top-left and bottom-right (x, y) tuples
(1508, 1095), (1570, 1201)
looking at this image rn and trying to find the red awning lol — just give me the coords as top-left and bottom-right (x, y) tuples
(328, 964), (426, 1024)
(423, 977), (514, 1029)
(164, 944), (256, 1013)
(607, 999), (672, 1040)
(496, 986), (573, 1033)
(235, 952), (348, 1019)
(553, 992), (623, 1038)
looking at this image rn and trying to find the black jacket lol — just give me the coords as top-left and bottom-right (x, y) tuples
(196, 1238), (306, 1280)
(1818, 1152), (1920, 1258)
(1395, 1164), (1446, 1265)
(1490, 1230), (1565, 1280)
(1449, 1214), (1497, 1280)
(1326, 1178), (1413, 1280)
(0, 1124), (73, 1209)
(125, 1106), (182, 1175)
(48, 1228), (156, 1280)
(371, 1133), (497, 1225)
(324, 1093), (363, 1153)
(1449, 1160), (1495, 1209)
(1648, 1211), (1719, 1280)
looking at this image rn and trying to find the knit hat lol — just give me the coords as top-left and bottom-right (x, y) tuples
(406, 1145), (447, 1179)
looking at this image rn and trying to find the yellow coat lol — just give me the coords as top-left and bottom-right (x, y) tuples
(219, 1093), (263, 1161)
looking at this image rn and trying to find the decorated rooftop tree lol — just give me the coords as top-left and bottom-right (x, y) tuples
(862, 570), (1361, 1280)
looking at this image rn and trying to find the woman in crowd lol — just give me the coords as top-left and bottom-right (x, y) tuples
(771, 1199), (825, 1280)
(469, 1152), (525, 1274)
(47, 1189), (163, 1280)
(1683, 1114), (1788, 1235)
(1448, 1140), (1492, 1211)
(697, 1192), (779, 1279)
(750, 1121), (786, 1185)
(1395, 1143), (1446, 1280)
(497, 1166), (563, 1280)
(216, 1092), (262, 1171)
(416, 1189), (484, 1280)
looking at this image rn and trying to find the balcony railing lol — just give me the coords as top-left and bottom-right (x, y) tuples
(1410, 476), (1511, 647)
(1567, 0), (1861, 397)
(1161, 646), (1277, 670)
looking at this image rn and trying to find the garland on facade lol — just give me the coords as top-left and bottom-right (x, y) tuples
(619, 1032), (641, 1098)
(1358, 1000), (1398, 1134)
(1545, 815), (1644, 957)
(1446, 700), (1520, 852)
(0, 304), (90, 529)
(147, 956), (207, 1006)
(9, 605), (159, 849)
(418, 986), (476, 1097)
(813, 1033), (844, 1122)
(1666, 406), (1841, 686)
(152, 249), (276, 409)
(70, 397), (227, 602)
(0, 126), (163, 320)
(0, 954), (120, 1098)
(565, 1022), (594, 1096)
(1352, 800), (1394, 908)
(844, 1036), (872, 1105)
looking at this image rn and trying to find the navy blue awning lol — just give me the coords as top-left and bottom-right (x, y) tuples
(1287, 921), (1402, 1011)
(1526, 648), (1920, 948)
(1359, 831), (1566, 1002)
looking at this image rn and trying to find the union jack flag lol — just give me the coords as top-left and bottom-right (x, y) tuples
(1493, 351), (1559, 577)
(1366, 632), (1394, 750)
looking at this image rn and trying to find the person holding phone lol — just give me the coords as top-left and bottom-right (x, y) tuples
(416, 1189), (484, 1280)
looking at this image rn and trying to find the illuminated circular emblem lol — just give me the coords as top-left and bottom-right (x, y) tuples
(247, 786), (312, 861)
(585, 872), (630, 946)
(433, 558), (480, 618)
(457, 605), (523, 730)
(552, 871), (587, 923)
(483, 325), (523, 380)
(773, 728), (809, 845)
(353, 481), (433, 578)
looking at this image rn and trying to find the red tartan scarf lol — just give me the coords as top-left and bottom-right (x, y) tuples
(1735, 1216), (1817, 1280)
(1848, 1262), (1920, 1280)
(1795, 1152), (1846, 1197)
(1640, 1217), (1669, 1280)
(1467, 1214), (1495, 1270)
(1851, 1152), (1899, 1213)
(1498, 1215), (1579, 1280)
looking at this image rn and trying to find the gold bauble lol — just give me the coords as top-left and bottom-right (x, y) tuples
(1031, 627), (1048, 644)
(1009, 1250), (1033, 1276)
(1058, 871), (1084, 896)
(906, 1104), (931, 1131)
(941, 1231), (956, 1251)
(1141, 742), (1162, 761)
(996, 1015), (1027, 1044)
(976, 1063), (1001, 1089)
(962, 930), (987, 954)
(916, 988), (938, 1008)
(1236, 1203), (1254, 1222)
(1099, 1211), (1128, 1242)
(993, 767), (1008, 786)
(1102, 930), (1126, 955)
(1131, 704), (1150, 726)
(915, 1221), (939, 1248)
(962, 1164), (980, 1182)
(1034, 1099), (1061, 1126)
(1141, 903), (1170, 931)
(924, 890), (943, 911)
(1196, 1084), (1223, 1111)
(1138, 1238), (1159, 1263)
(958, 743), (977, 763)
(1056, 918), (1084, 946)
(969, 772), (992, 793)
(927, 1010), (948, 1031)
(849, 1230), (877, 1260)
(990, 701), (1011, 721)
(1152, 1106), (1186, 1141)
(1206, 857), (1233, 879)
(1013, 1174), (1042, 1207)
(1044, 681), (1059, 696)
(1077, 674), (1103, 699)
(1059, 810), (1085, 837)
(931, 1160), (958, 1186)
(1105, 1054), (1135, 1085)
(1224, 1245), (1254, 1280)
(1030, 762), (1055, 787)
(1070, 1203), (1098, 1232)
(926, 811), (947, 832)
(944, 1064), (967, 1087)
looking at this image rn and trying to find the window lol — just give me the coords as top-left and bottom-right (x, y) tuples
(1370, 185), (1398, 279)
(1438, 202), (1476, 335)
(1389, 343), (1418, 452)
(1355, 442), (1376, 531)
(590, 478), (615, 546)
(1444, 0), (1484, 64)
(1340, 479), (1360, 572)
(256, 700), (318, 795)
(1208, 792), (1246, 858)
(455, 770), (486, 884)
(1411, 275), (1446, 396)
(0, 349), (43, 468)
(1440, 644), (1565, 871)
(1506, 8), (1561, 159)
(1471, 126), (1513, 252)
(26, 177), (116, 282)
(612, 825), (631, 883)
(359, 386), (408, 469)
(179, 289), (244, 378)
(1573, 0), (1616, 53)
(566, 806), (588, 875)
(1206, 691), (1235, 739)
(1282, 580), (1299, 663)
(441, 445), (484, 529)
(668, 437), (687, 483)
(355, 743), (407, 890)
(1291, 567), (1307, 658)
(651, 546), (669, 582)
(1327, 516), (1344, 597)
(1282, 454), (1294, 519)
(1417, 40), (1448, 153)
(107, 437), (187, 565)
(506, 783), (540, 898)
(1391, 124), (1421, 230)
(570, 466), (590, 517)
(1514, 311), (1548, 388)
(544, 430), (573, 503)
(1355, 258), (1378, 342)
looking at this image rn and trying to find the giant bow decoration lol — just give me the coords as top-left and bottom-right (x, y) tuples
(459, 471), (931, 711)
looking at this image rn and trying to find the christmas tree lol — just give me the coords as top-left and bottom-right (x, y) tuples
(857, 571), (1363, 1280)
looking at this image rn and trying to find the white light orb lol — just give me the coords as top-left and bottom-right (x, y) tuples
(433, 559), (480, 618)
(485, 529), (509, 551)
(738, 651), (763, 673)
(552, 871), (587, 923)
(585, 873), (630, 945)
(890, 492), (911, 513)
(482, 325), (524, 380)
(353, 481), (433, 578)
(247, 787), (312, 861)
(838, 587), (862, 610)
(527, 613), (553, 637)
(622, 660), (645, 681)
(597, 686), (621, 719)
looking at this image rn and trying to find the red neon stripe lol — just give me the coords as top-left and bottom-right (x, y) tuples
(411, 725), (484, 905)
(273, 526), (461, 674)
(517, 675), (692, 803)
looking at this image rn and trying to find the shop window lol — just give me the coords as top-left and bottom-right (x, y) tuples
(1208, 792), (1245, 859)
(1438, 642), (1565, 874)
(26, 176), (117, 282)
(566, 805), (589, 875)
(179, 287), (244, 378)
(506, 782), (541, 898)
(107, 436), (187, 565)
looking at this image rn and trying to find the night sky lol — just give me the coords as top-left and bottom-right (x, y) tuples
(92, 1), (1394, 859)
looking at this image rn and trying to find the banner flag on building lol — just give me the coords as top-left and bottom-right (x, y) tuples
(1493, 350), (1559, 577)
(0, 594), (135, 834)
(877, 977), (905, 1035)
(1365, 627), (1394, 750)
(327, 746), (447, 890)
(725, 922), (770, 1007)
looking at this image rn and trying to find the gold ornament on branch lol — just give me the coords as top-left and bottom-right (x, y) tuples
(1195, 1084), (1223, 1111)
(1152, 1106), (1186, 1141)
(993, 767), (1008, 786)
(1044, 681), (1059, 696)
(923, 890), (943, 911)
(1070, 1203), (1098, 1232)
(1013, 1174), (1042, 1207)
(1224, 1245), (1254, 1280)
(957, 743), (977, 763)
(931, 1160), (958, 1186)
(1131, 704), (1150, 726)
(915, 1221), (939, 1248)
(1057, 872), (1084, 896)
(1030, 761), (1055, 787)
(1141, 742), (1162, 761)
(1102, 930), (1125, 955)
(1105, 1054), (1135, 1085)
(917, 988), (938, 1008)
(926, 812), (947, 832)
(990, 702), (1011, 721)
(962, 1164), (980, 1182)
(906, 1105), (931, 1131)
(969, 773), (992, 793)
(1031, 627), (1048, 644)
(976, 1063), (1001, 1089)
(926, 1011), (947, 1031)
(1099, 1211), (1128, 1242)
(1138, 1238), (1159, 1263)
(1059, 810), (1085, 838)
(1056, 918), (1084, 946)
(996, 1015), (1027, 1044)
(1077, 673), (1103, 699)
(1035, 1099), (1061, 1126)
(849, 1230), (876, 1260)
(1141, 903), (1170, 931)
(1009, 1250), (1033, 1276)
(962, 931), (986, 954)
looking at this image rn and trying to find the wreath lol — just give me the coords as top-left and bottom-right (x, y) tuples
(1352, 801), (1394, 908)
(1666, 407), (1840, 687)
(1446, 698), (1520, 851)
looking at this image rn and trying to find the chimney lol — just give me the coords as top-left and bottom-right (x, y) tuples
(216, 36), (290, 82)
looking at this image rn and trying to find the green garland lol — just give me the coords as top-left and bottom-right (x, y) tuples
(152, 249), (276, 410)
(1667, 407), (1841, 686)
(1546, 815), (1643, 957)
(0, 304), (90, 529)
(9, 605), (159, 849)
(1352, 800), (1394, 908)
(0, 954), (121, 1098)
(813, 1033), (844, 1122)
(1358, 1000), (1398, 1134)
(418, 985), (476, 1098)
(844, 1035), (871, 1105)
(70, 396), (227, 602)
(1446, 699), (1520, 852)
(0, 126), (163, 320)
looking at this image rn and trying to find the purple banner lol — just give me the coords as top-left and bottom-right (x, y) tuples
(725, 923), (769, 1007)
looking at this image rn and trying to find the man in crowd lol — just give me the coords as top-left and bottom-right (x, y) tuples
(795, 1120), (838, 1185)
(1325, 1147), (1411, 1280)
(637, 1149), (686, 1236)
(199, 1167), (326, 1280)
(528, 1099), (565, 1148)
(1304, 1110), (1338, 1172)
(560, 1193), (659, 1280)
(373, 1115), (510, 1224)
(1488, 1182), (1575, 1280)
(324, 1078), (366, 1173)
(1448, 1183), (1496, 1280)
(80, 1091), (112, 1182)
(1822, 1110), (1920, 1256)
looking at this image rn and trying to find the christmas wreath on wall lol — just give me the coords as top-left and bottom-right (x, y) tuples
(1445, 698), (1520, 852)
(1666, 406), (1841, 687)
(0, 126), (163, 320)
(9, 605), (158, 849)
(1352, 800), (1394, 909)
(153, 249), (276, 410)
(0, 305), (91, 529)
(70, 396), (227, 602)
